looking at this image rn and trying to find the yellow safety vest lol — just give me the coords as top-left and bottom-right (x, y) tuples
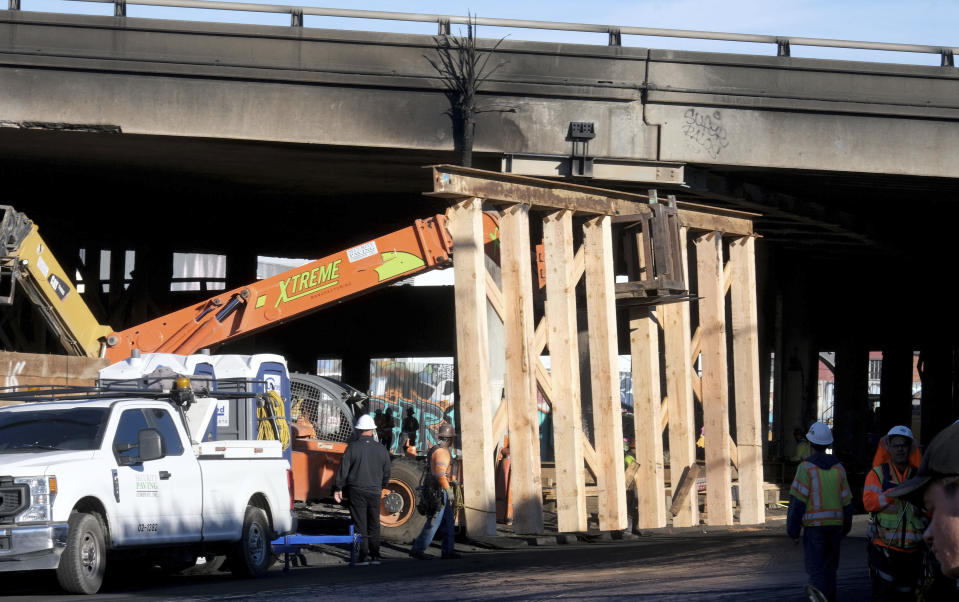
(790, 460), (852, 527)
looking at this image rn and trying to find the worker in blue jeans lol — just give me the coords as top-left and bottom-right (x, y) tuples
(410, 423), (461, 560)
(787, 422), (854, 602)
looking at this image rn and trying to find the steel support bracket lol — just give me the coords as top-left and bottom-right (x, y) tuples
(608, 29), (622, 47)
(114, 0), (126, 17)
(942, 50), (955, 67)
(438, 18), (451, 36)
(777, 39), (791, 57)
(290, 9), (303, 27)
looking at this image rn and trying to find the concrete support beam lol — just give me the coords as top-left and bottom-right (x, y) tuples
(833, 345), (869, 462)
(879, 347), (915, 434)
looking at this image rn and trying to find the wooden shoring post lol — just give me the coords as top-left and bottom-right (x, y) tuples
(630, 307), (667, 528)
(543, 210), (587, 533)
(583, 215), (628, 531)
(449, 198), (497, 536)
(729, 235), (766, 525)
(499, 204), (544, 534)
(695, 231), (733, 526)
(661, 226), (698, 527)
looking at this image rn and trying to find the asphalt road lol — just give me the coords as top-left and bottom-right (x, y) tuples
(1, 518), (874, 601)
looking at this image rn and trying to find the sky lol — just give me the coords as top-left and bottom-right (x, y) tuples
(18, 0), (959, 66)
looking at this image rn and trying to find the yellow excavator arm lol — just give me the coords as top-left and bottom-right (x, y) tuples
(0, 206), (112, 358)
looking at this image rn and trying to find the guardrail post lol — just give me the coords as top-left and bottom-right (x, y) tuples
(437, 18), (450, 36)
(290, 9), (303, 27)
(777, 39), (791, 57)
(608, 29), (621, 46)
(114, 0), (125, 17)
(942, 50), (955, 67)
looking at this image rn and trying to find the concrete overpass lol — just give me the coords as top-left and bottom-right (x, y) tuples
(2, 7), (959, 463)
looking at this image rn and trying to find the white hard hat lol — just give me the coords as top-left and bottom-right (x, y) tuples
(806, 421), (833, 446)
(887, 425), (914, 440)
(355, 414), (376, 431)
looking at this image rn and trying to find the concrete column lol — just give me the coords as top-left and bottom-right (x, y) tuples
(879, 346), (914, 434)
(919, 346), (956, 445)
(833, 345), (869, 462)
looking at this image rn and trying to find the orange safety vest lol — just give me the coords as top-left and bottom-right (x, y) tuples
(790, 460), (852, 527)
(863, 463), (926, 551)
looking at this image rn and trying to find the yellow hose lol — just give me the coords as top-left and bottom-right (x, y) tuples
(257, 389), (291, 450)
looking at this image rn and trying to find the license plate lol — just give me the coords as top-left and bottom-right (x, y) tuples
(0, 537), (10, 551)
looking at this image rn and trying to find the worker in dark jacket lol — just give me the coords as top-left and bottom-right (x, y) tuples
(787, 421), (854, 602)
(334, 413), (391, 565)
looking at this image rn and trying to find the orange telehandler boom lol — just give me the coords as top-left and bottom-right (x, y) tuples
(104, 212), (497, 362)
(3, 204), (499, 362)
(103, 212), (499, 363)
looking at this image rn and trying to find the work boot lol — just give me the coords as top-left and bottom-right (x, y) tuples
(409, 551), (430, 560)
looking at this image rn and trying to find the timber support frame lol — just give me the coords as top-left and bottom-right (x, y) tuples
(430, 165), (762, 534)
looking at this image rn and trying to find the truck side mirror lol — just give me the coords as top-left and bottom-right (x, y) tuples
(137, 428), (165, 462)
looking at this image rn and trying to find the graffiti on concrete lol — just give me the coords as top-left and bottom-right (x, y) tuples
(367, 358), (456, 454)
(682, 108), (729, 159)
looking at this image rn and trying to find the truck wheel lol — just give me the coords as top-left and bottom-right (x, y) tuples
(380, 458), (427, 543)
(56, 512), (106, 594)
(230, 506), (272, 578)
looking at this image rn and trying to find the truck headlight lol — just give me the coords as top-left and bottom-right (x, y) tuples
(13, 476), (57, 523)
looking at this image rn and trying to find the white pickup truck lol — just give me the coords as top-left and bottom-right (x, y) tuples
(0, 384), (295, 594)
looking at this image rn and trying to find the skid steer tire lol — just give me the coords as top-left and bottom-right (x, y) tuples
(380, 457), (427, 543)
(56, 512), (107, 594)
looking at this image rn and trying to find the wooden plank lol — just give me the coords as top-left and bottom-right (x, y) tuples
(630, 306), (667, 528)
(485, 272), (505, 323)
(695, 231), (733, 526)
(542, 210), (587, 533)
(582, 439), (599, 478)
(690, 327), (702, 364)
(679, 209), (754, 237)
(535, 359), (553, 403)
(534, 316), (548, 356)
(669, 464), (702, 517)
(661, 226), (699, 527)
(428, 165), (757, 234)
(430, 165), (652, 216)
(0, 351), (108, 388)
(491, 394), (508, 445)
(572, 246), (585, 286)
(500, 204), (544, 534)
(449, 198), (497, 536)
(583, 216), (628, 532)
(729, 236), (766, 525)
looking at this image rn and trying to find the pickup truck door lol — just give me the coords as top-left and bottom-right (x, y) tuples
(111, 407), (203, 545)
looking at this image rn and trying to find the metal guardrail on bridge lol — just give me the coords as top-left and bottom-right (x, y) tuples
(5, 0), (958, 66)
